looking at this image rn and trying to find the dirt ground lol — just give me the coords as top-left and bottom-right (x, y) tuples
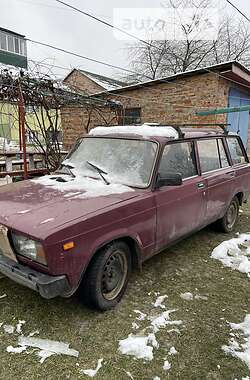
(0, 204), (249, 380)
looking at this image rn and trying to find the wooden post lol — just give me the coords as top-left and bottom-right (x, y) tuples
(18, 81), (28, 179)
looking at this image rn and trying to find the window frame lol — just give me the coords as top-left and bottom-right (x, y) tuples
(122, 107), (141, 125)
(225, 135), (249, 166)
(157, 140), (199, 182)
(0, 31), (27, 57)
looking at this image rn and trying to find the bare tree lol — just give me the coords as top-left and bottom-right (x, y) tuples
(127, 0), (250, 80)
(0, 67), (121, 171)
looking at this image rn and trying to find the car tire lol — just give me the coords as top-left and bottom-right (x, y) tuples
(213, 196), (239, 233)
(81, 241), (131, 311)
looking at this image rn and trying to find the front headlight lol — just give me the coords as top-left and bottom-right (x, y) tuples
(11, 232), (47, 266)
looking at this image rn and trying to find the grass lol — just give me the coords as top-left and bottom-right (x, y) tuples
(0, 205), (250, 380)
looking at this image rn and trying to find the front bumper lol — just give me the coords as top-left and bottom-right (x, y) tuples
(0, 254), (70, 299)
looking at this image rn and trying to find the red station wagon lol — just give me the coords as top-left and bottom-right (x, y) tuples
(0, 124), (249, 310)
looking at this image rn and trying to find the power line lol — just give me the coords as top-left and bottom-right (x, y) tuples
(54, 0), (154, 49)
(27, 38), (151, 79)
(51, 0), (250, 92)
(225, 0), (250, 22)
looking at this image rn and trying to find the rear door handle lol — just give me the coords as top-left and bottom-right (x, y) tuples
(197, 182), (205, 189)
(226, 171), (235, 177)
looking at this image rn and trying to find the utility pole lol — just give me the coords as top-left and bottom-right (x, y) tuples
(18, 80), (28, 179)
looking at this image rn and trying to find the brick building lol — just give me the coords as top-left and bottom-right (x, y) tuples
(62, 61), (250, 150)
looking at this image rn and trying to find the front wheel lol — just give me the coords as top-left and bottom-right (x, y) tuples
(81, 241), (131, 310)
(213, 196), (239, 233)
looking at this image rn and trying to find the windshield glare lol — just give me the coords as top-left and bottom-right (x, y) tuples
(64, 137), (158, 187)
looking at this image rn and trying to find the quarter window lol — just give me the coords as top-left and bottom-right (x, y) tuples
(227, 137), (247, 165)
(159, 142), (197, 179)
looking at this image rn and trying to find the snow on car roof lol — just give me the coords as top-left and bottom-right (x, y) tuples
(89, 124), (179, 139)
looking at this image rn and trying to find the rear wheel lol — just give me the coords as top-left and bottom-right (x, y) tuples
(82, 241), (131, 310)
(213, 196), (239, 233)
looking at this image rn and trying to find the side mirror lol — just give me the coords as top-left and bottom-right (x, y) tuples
(156, 173), (183, 188)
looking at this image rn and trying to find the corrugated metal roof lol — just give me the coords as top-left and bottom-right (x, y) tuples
(79, 70), (128, 90)
(94, 61), (250, 95)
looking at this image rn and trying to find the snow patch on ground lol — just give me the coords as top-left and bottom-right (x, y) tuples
(32, 173), (133, 199)
(37, 350), (56, 363)
(80, 358), (103, 377)
(180, 292), (194, 301)
(163, 359), (171, 371)
(18, 336), (79, 358)
(3, 325), (14, 334)
(149, 310), (182, 333)
(16, 320), (25, 334)
(118, 333), (158, 361)
(222, 314), (250, 369)
(119, 294), (182, 367)
(168, 346), (178, 355)
(180, 292), (208, 301)
(132, 322), (139, 330)
(133, 310), (147, 321)
(7, 345), (27, 354)
(153, 295), (168, 309)
(211, 233), (250, 276)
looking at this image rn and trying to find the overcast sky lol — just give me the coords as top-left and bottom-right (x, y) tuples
(0, 0), (249, 80)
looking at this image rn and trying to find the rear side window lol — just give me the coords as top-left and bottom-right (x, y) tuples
(197, 139), (220, 172)
(227, 137), (247, 165)
(159, 142), (197, 179)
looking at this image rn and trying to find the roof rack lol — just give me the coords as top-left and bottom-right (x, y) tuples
(162, 123), (230, 138)
(142, 122), (230, 139)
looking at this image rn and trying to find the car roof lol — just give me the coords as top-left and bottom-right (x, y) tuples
(88, 124), (230, 143)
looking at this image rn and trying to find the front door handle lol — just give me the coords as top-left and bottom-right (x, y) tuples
(197, 182), (205, 189)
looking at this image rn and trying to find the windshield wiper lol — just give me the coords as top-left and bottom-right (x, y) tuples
(56, 163), (76, 178)
(86, 161), (110, 185)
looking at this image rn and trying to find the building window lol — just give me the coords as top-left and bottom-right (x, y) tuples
(123, 107), (141, 125)
(26, 130), (39, 143)
(0, 31), (27, 57)
(25, 105), (39, 113)
(46, 128), (63, 143)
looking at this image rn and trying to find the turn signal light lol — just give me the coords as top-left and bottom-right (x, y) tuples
(63, 241), (75, 251)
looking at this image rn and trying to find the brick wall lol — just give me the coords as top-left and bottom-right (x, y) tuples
(64, 70), (104, 95)
(61, 71), (247, 150)
(61, 105), (119, 150)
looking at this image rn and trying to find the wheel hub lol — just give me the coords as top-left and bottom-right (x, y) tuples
(101, 250), (127, 301)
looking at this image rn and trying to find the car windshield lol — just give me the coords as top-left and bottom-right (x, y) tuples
(63, 137), (158, 188)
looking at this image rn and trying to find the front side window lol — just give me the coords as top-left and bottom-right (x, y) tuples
(64, 137), (157, 188)
(227, 137), (247, 165)
(159, 142), (197, 179)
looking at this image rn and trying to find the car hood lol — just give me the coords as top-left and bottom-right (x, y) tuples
(0, 176), (141, 240)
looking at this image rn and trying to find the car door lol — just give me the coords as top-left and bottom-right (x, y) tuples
(197, 138), (234, 223)
(226, 136), (250, 199)
(155, 140), (206, 251)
